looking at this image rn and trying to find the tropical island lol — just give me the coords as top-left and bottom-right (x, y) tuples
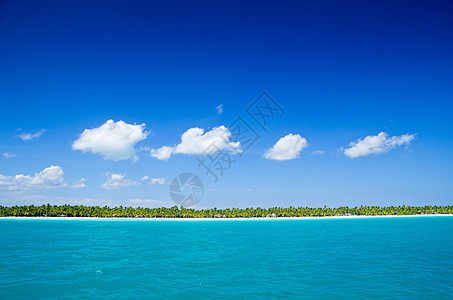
(0, 205), (452, 218)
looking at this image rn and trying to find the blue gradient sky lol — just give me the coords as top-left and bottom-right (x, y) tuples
(1, 0), (452, 208)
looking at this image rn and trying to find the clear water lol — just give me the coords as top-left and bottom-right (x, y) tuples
(0, 217), (452, 299)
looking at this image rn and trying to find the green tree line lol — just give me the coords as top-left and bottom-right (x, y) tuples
(0, 205), (452, 218)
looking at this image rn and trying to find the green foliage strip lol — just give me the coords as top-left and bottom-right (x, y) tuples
(0, 205), (452, 218)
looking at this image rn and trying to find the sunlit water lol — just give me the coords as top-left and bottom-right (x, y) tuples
(1, 217), (452, 299)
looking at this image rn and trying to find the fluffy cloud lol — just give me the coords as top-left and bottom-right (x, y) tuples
(16, 129), (46, 141)
(264, 133), (308, 161)
(139, 176), (166, 185)
(150, 146), (174, 161)
(343, 132), (416, 158)
(149, 178), (166, 185)
(101, 173), (140, 190)
(3, 152), (16, 159)
(175, 126), (240, 154)
(0, 166), (84, 190)
(72, 120), (148, 161)
(150, 126), (240, 160)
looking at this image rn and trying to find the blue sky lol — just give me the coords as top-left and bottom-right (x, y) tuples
(1, 0), (452, 208)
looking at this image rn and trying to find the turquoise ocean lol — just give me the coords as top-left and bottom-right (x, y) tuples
(1, 216), (452, 299)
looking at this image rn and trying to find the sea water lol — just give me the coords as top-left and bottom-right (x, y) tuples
(0, 216), (452, 299)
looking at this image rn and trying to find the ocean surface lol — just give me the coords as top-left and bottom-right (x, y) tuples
(0, 217), (452, 299)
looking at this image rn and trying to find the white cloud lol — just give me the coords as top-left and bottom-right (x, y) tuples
(16, 129), (46, 141)
(175, 126), (240, 154)
(72, 120), (148, 161)
(3, 152), (16, 159)
(149, 178), (166, 185)
(0, 166), (83, 191)
(264, 133), (308, 161)
(101, 172), (140, 190)
(311, 150), (324, 156)
(150, 126), (240, 160)
(343, 132), (416, 158)
(140, 176), (166, 185)
(71, 178), (87, 189)
(216, 104), (223, 114)
(150, 146), (174, 161)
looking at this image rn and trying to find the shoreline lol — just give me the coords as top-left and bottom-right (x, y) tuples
(1, 214), (453, 221)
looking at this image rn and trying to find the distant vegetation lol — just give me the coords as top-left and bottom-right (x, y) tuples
(0, 205), (452, 218)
